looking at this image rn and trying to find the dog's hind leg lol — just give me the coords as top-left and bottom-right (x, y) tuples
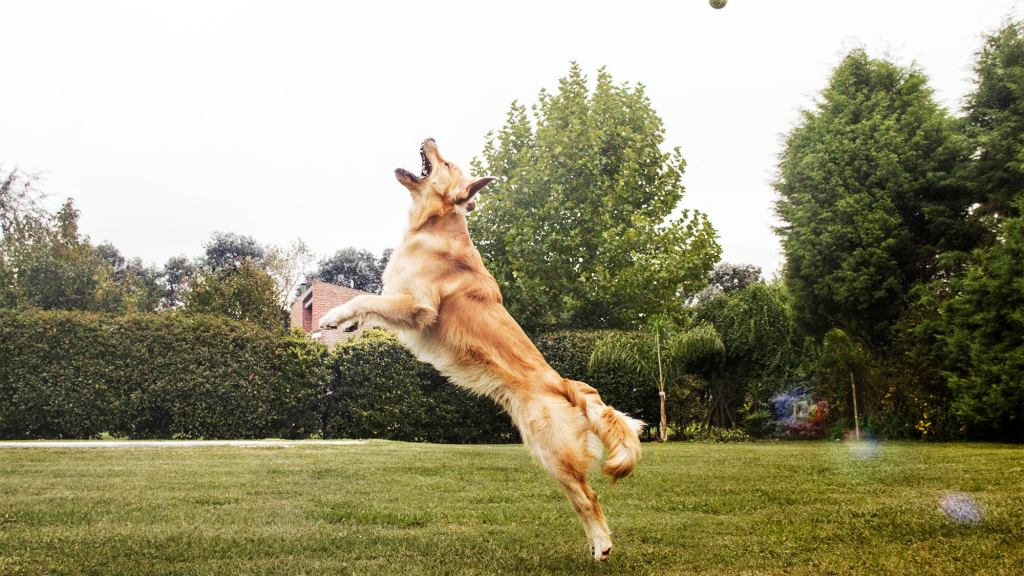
(525, 405), (613, 561)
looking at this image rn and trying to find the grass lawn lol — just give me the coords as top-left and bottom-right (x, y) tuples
(0, 441), (1021, 575)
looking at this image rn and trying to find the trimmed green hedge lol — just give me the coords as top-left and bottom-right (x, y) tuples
(0, 310), (641, 441)
(0, 309), (328, 439)
(324, 330), (518, 443)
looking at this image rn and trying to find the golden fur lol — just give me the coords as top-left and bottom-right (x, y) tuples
(319, 138), (643, 561)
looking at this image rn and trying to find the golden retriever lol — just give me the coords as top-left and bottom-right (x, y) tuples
(319, 138), (643, 561)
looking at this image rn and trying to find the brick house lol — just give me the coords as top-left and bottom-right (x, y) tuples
(290, 280), (371, 347)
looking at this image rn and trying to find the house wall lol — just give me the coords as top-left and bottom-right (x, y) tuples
(289, 281), (370, 347)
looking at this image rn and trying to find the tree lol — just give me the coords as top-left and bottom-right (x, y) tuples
(264, 238), (315, 307)
(471, 64), (720, 331)
(589, 317), (723, 441)
(202, 232), (265, 272)
(693, 282), (804, 429)
(15, 199), (112, 311)
(774, 50), (978, 344)
(1, 173), (162, 313)
(0, 169), (51, 307)
(160, 255), (196, 309)
(940, 197), (1024, 440)
(964, 20), (1024, 218)
(184, 258), (283, 331)
(94, 242), (162, 312)
(692, 262), (762, 304)
(310, 247), (389, 293)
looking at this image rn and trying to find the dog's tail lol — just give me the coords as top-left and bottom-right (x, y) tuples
(565, 380), (645, 481)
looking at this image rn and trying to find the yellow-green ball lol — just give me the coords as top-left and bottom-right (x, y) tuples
(709, 0), (727, 8)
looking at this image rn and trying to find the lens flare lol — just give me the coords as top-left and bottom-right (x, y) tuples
(842, 431), (881, 459)
(940, 492), (982, 525)
(769, 389), (829, 438)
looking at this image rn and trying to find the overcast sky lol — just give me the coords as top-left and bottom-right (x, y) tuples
(1, 1), (1019, 278)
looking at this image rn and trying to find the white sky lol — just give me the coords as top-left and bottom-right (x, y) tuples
(0, 1), (1019, 278)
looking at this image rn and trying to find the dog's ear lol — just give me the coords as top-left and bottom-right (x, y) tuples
(462, 177), (496, 202)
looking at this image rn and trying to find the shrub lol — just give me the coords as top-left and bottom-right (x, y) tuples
(679, 424), (752, 443)
(534, 330), (657, 431)
(0, 308), (328, 439)
(322, 330), (517, 443)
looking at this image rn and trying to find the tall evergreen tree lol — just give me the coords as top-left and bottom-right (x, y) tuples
(774, 50), (975, 344)
(964, 20), (1024, 218)
(472, 64), (720, 331)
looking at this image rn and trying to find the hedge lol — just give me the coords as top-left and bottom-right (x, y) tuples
(323, 330), (518, 443)
(0, 308), (328, 439)
(0, 309), (644, 441)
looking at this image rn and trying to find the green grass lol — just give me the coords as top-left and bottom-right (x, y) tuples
(0, 441), (1021, 575)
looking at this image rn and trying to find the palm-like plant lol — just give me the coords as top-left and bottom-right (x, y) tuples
(589, 317), (724, 442)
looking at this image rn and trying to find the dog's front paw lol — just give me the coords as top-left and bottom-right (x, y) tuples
(339, 319), (359, 333)
(318, 305), (351, 330)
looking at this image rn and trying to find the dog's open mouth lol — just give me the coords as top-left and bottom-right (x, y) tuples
(396, 145), (432, 183)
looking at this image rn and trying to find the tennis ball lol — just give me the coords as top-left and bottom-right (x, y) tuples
(709, 0), (727, 8)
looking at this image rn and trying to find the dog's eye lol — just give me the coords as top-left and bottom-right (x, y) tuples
(445, 162), (451, 169)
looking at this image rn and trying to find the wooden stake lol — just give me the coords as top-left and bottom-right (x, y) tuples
(850, 370), (860, 441)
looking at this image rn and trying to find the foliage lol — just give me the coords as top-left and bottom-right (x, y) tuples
(940, 198), (1024, 440)
(0, 308), (328, 439)
(693, 282), (805, 429)
(533, 330), (656, 431)
(202, 232), (266, 272)
(589, 317), (723, 440)
(677, 424), (751, 442)
(692, 262), (762, 304)
(159, 255), (196, 309)
(774, 49), (979, 344)
(471, 64), (720, 331)
(964, 20), (1024, 218)
(264, 238), (316, 307)
(310, 247), (390, 294)
(323, 330), (517, 443)
(184, 258), (285, 331)
(1, 178), (163, 314)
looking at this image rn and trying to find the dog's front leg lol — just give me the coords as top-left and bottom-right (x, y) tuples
(318, 294), (437, 333)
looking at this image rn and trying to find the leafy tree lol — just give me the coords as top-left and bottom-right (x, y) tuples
(589, 317), (723, 441)
(774, 50), (978, 344)
(264, 238), (315, 307)
(15, 200), (111, 311)
(964, 20), (1024, 218)
(310, 247), (389, 293)
(160, 255), (196, 309)
(184, 259), (283, 331)
(94, 243), (163, 312)
(693, 282), (804, 429)
(471, 64), (720, 331)
(1, 169), (50, 307)
(692, 262), (762, 304)
(202, 232), (265, 272)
